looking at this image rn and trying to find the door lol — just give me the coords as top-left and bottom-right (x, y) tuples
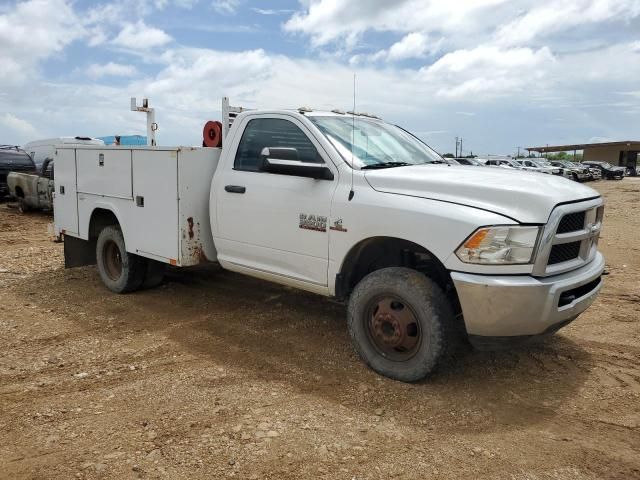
(53, 149), (79, 235)
(215, 115), (338, 286)
(130, 150), (178, 261)
(76, 148), (132, 199)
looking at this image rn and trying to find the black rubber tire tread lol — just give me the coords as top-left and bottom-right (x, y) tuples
(347, 267), (455, 382)
(141, 258), (166, 289)
(96, 225), (144, 294)
(17, 198), (30, 214)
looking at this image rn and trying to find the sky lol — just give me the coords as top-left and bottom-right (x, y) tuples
(0, 0), (639, 155)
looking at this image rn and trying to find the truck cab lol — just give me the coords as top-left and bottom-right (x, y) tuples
(54, 101), (605, 382)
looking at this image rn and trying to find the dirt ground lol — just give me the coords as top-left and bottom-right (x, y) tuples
(0, 179), (638, 480)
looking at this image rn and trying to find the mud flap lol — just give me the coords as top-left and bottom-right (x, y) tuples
(64, 235), (96, 268)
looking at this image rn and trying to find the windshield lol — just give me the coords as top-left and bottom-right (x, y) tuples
(308, 116), (443, 169)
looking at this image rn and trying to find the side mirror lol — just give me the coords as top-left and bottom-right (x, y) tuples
(260, 147), (334, 180)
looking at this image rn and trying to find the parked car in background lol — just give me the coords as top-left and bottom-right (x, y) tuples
(7, 157), (54, 212)
(550, 160), (590, 182)
(0, 145), (36, 198)
(530, 159), (562, 176)
(454, 158), (484, 166)
(23, 137), (104, 169)
(483, 158), (521, 169)
(515, 159), (561, 175)
(441, 157), (461, 165)
(514, 159), (542, 173)
(582, 161), (625, 180)
(569, 162), (601, 181)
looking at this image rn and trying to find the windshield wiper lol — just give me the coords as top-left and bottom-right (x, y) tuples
(361, 162), (412, 170)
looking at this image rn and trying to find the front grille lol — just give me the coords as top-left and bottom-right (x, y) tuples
(534, 201), (603, 276)
(557, 211), (585, 233)
(548, 242), (581, 265)
(558, 277), (601, 307)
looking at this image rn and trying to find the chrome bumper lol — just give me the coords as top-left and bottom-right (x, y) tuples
(451, 252), (605, 338)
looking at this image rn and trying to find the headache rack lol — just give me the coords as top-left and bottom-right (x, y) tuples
(222, 97), (252, 144)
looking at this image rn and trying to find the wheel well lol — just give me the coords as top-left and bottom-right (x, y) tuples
(88, 208), (119, 240)
(336, 236), (461, 311)
(14, 186), (24, 198)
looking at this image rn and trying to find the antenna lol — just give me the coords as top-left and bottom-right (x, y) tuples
(348, 73), (356, 201)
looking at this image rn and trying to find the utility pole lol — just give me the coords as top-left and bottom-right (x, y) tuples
(455, 137), (459, 157)
(459, 137), (463, 157)
(517, 146), (521, 158)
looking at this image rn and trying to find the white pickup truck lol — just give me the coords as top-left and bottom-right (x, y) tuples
(54, 100), (605, 382)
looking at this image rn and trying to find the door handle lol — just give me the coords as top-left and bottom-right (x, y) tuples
(225, 185), (246, 194)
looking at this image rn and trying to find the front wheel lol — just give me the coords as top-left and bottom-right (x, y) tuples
(347, 267), (456, 382)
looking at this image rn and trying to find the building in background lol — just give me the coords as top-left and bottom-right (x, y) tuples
(98, 135), (147, 146)
(526, 141), (639, 176)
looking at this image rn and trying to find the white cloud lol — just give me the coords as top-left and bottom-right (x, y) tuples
(284, 0), (508, 48)
(0, 113), (37, 140)
(1, 0), (639, 156)
(357, 32), (441, 63)
(130, 48), (272, 113)
(386, 33), (433, 61)
(495, 0), (640, 46)
(0, 0), (84, 86)
(155, 0), (199, 8)
(112, 21), (172, 49)
(421, 45), (555, 99)
(86, 62), (138, 79)
(212, 0), (241, 14)
(252, 8), (293, 15)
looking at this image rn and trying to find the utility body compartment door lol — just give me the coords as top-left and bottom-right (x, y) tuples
(77, 148), (132, 199)
(53, 148), (79, 235)
(130, 150), (178, 262)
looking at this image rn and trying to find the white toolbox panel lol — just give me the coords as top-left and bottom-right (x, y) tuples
(130, 150), (179, 261)
(53, 148), (79, 235)
(77, 148), (132, 199)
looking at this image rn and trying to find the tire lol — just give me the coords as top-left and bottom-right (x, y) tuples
(17, 198), (30, 214)
(347, 267), (455, 382)
(96, 225), (145, 293)
(572, 173), (578, 182)
(141, 258), (166, 289)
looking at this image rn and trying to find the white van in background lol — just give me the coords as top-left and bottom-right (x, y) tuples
(23, 137), (104, 169)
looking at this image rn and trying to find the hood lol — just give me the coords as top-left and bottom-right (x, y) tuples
(364, 164), (599, 223)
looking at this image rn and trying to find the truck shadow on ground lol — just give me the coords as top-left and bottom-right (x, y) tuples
(15, 263), (593, 436)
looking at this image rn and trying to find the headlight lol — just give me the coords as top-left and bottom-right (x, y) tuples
(456, 226), (541, 264)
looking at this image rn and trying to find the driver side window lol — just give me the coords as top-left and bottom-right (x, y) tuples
(234, 118), (323, 172)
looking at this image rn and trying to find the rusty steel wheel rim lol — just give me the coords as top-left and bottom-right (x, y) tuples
(365, 295), (422, 362)
(103, 240), (123, 281)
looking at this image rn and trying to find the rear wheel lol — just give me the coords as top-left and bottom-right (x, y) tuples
(347, 267), (455, 382)
(17, 198), (30, 214)
(96, 225), (144, 293)
(141, 259), (166, 289)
